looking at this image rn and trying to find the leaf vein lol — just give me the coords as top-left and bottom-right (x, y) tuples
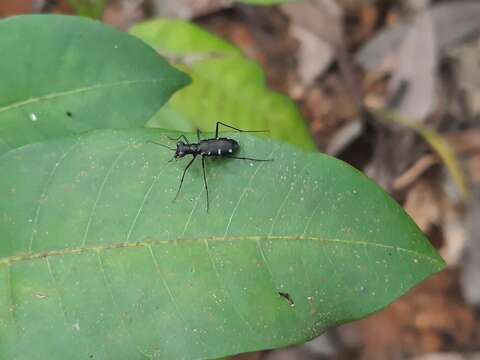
(268, 160), (310, 236)
(6, 263), (19, 333)
(125, 169), (162, 243)
(255, 239), (305, 325)
(302, 200), (323, 236)
(223, 146), (278, 237)
(97, 253), (152, 359)
(147, 245), (208, 354)
(45, 258), (68, 323)
(29, 140), (80, 252)
(0, 79), (165, 115)
(181, 185), (204, 237)
(82, 147), (130, 245)
(203, 239), (253, 331)
(1, 235), (444, 268)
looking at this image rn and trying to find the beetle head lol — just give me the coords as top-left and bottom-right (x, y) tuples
(175, 142), (188, 158)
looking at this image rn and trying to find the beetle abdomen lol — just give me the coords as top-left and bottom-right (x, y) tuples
(199, 138), (239, 156)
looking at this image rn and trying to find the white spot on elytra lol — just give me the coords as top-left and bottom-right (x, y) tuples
(217, 149), (221, 155)
(228, 149), (233, 153)
(30, 113), (37, 121)
(208, 152), (211, 155)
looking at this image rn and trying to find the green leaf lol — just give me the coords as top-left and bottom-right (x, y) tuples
(0, 15), (190, 156)
(0, 128), (444, 359)
(130, 19), (314, 151)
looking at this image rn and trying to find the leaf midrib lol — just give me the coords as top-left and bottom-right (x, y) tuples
(0, 78), (165, 114)
(0, 235), (443, 266)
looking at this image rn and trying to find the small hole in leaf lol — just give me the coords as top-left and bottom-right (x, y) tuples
(278, 292), (294, 307)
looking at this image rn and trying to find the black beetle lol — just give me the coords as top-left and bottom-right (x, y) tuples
(147, 121), (272, 212)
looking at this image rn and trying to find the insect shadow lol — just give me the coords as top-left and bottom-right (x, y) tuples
(146, 121), (273, 212)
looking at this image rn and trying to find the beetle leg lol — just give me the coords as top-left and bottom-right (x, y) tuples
(215, 121), (269, 137)
(174, 156), (196, 202)
(225, 155), (273, 162)
(167, 134), (190, 144)
(201, 156), (209, 212)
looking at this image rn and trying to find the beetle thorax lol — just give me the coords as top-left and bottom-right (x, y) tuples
(175, 142), (190, 157)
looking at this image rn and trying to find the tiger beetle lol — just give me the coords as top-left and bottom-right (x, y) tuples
(146, 122), (273, 212)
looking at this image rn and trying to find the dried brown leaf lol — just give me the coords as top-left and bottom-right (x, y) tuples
(357, 2), (480, 71)
(388, 11), (437, 121)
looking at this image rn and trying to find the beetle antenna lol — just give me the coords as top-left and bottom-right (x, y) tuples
(240, 129), (269, 133)
(146, 140), (176, 151)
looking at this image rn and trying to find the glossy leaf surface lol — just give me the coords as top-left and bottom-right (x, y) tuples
(0, 15), (189, 155)
(0, 128), (444, 359)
